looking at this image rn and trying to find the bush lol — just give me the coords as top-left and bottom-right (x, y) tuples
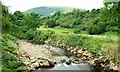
(2, 52), (24, 71)
(87, 25), (101, 35)
(33, 30), (54, 44)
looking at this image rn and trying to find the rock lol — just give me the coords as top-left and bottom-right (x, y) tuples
(70, 47), (73, 50)
(81, 56), (87, 61)
(83, 50), (89, 56)
(73, 51), (77, 55)
(101, 63), (105, 68)
(22, 55), (26, 57)
(67, 48), (70, 51)
(72, 59), (80, 64)
(56, 43), (59, 47)
(31, 62), (39, 68)
(109, 61), (118, 71)
(70, 50), (74, 53)
(43, 61), (50, 66)
(23, 62), (31, 65)
(30, 57), (36, 60)
(77, 49), (83, 54)
(61, 59), (66, 63)
(112, 65), (118, 71)
(90, 59), (96, 66)
(39, 63), (44, 66)
(30, 59), (36, 63)
(62, 44), (66, 48)
(90, 58), (98, 66)
(76, 54), (82, 57)
(49, 60), (55, 67)
(73, 48), (77, 51)
(104, 59), (110, 65)
(72, 49), (77, 54)
(104, 64), (110, 71)
(65, 60), (71, 65)
(59, 44), (62, 47)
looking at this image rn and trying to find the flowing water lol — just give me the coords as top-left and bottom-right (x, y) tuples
(44, 45), (93, 71)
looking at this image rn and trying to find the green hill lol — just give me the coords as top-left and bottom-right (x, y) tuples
(24, 6), (75, 16)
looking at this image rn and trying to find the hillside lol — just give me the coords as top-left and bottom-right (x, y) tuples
(25, 6), (77, 16)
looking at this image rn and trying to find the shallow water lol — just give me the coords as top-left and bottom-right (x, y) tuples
(44, 45), (93, 71)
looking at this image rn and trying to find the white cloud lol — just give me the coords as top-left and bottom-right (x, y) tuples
(1, 0), (104, 13)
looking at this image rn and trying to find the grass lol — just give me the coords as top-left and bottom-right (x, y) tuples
(37, 26), (118, 42)
(37, 26), (74, 34)
(37, 26), (118, 63)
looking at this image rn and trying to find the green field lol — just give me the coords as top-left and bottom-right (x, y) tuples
(38, 26), (118, 42)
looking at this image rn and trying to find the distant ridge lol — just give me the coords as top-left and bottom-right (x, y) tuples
(24, 6), (84, 16)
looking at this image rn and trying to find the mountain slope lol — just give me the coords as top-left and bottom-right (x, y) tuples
(24, 6), (75, 16)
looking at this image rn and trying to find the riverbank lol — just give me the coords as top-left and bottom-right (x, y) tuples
(1, 34), (119, 72)
(18, 40), (118, 71)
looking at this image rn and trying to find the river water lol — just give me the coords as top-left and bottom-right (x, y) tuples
(43, 45), (94, 71)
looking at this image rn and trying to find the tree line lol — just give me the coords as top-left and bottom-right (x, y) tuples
(1, 1), (119, 36)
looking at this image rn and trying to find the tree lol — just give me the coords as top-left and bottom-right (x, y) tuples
(45, 19), (57, 28)
(72, 18), (82, 27)
(1, 2), (12, 33)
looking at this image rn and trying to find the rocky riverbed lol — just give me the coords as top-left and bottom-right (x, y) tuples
(52, 43), (119, 72)
(18, 40), (119, 72)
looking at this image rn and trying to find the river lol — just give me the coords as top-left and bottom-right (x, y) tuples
(43, 45), (94, 72)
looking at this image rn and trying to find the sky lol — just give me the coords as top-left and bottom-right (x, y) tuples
(1, 0), (104, 13)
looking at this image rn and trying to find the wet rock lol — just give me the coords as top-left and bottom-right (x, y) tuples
(65, 61), (71, 65)
(72, 59), (80, 64)
(49, 60), (55, 67)
(61, 59), (66, 63)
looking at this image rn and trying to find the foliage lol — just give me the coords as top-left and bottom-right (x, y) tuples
(1, 2), (12, 33)
(0, 34), (19, 52)
(0, 34), (24, 71)
(45, 19), (57, 28)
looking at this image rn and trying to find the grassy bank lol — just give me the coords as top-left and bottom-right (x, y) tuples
(14, 27), (118, 63)
(0, 34), (24, 72)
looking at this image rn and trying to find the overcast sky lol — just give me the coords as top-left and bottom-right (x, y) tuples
(1, 0), (104, 13)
